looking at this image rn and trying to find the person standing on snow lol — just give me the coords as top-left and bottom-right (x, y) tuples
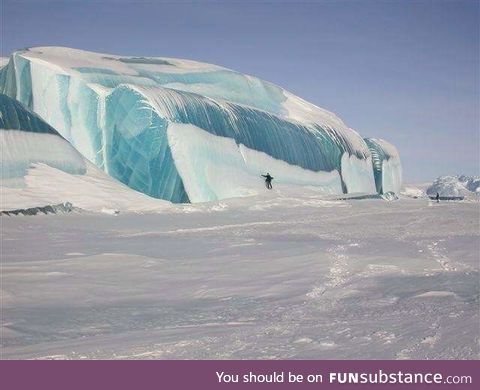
(261, 173), (274, 189)
(436, 192), (440, 203)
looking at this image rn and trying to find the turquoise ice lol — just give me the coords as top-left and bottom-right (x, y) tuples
(364, 138), (402, 194)
(1, 47), (401, 202)
(0, 93), (86, 186)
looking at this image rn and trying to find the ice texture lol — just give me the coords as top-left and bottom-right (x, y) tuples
(1, 130), (87, 186)
(426, 175), (480, 198)
(364, 138), (402, 194)
(0, 94), (86, 186)
(1, 47), (402, 202)
(0, 94), (169, 212)
(167, 123), (343, 202)
(458, 175), (480, 193)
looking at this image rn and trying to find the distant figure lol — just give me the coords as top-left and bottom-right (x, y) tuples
(261, 173), (274, 189)
(436, 192), (440, 203)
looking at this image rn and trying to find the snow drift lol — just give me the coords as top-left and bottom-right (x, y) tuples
(0, 47), (402, 202)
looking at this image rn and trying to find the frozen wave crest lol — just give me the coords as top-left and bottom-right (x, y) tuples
(1, 47), (402, 202)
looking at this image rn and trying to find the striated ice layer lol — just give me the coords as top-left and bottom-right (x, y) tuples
(364, 138), (402, 194)
(340, 153), (376, 194)
(105, 84), (376, 201)
(0, 93), (170, 212)
(167, 123), (343, 202)
(0, 93), (58, 135)
(0, 94), (86, 187)
(0, 47), (401, 202)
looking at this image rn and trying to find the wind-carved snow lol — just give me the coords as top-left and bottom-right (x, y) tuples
(0, 47), (402, 202)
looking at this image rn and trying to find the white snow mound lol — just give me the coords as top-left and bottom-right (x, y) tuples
(426, 175), (480, 198)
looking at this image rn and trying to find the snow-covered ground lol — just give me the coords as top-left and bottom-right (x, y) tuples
(1, 189), (479, 359)
(1, 161), (170, 213)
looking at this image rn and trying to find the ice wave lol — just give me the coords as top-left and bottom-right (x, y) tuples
(0, 47), (402, 202)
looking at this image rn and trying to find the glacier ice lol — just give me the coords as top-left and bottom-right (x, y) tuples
(167, 123), (343, 202)
(426, 175), (480, 198)
(364, 138), (402, 195)
(0, 47), (402, 202)
(0, 93), (170, 212)
(0, 94), (86, 187)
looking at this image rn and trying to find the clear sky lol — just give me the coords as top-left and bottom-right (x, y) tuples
(2, 0), (478, 181)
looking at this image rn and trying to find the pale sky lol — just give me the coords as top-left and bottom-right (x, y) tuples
(2, 0), (479, 181)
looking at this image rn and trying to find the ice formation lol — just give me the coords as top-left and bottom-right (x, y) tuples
(364, 138), (402, 194)
(1, 47), (401, 202)
(458, 175), (480, 193)
(0, 94), (86, 187)
(0, 93), (169, 212)
(426, 175), (480, 198)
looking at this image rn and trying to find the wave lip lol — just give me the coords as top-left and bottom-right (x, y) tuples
(1, 47), (402, 202)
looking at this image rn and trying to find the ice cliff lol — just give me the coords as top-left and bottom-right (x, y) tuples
(0, 47), (402, 202)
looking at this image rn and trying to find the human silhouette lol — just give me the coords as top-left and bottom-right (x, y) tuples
(261, 173), (274, 189)
(436, 192), (440, 203)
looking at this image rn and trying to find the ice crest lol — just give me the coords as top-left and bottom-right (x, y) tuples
(1, 47), (402, 202)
